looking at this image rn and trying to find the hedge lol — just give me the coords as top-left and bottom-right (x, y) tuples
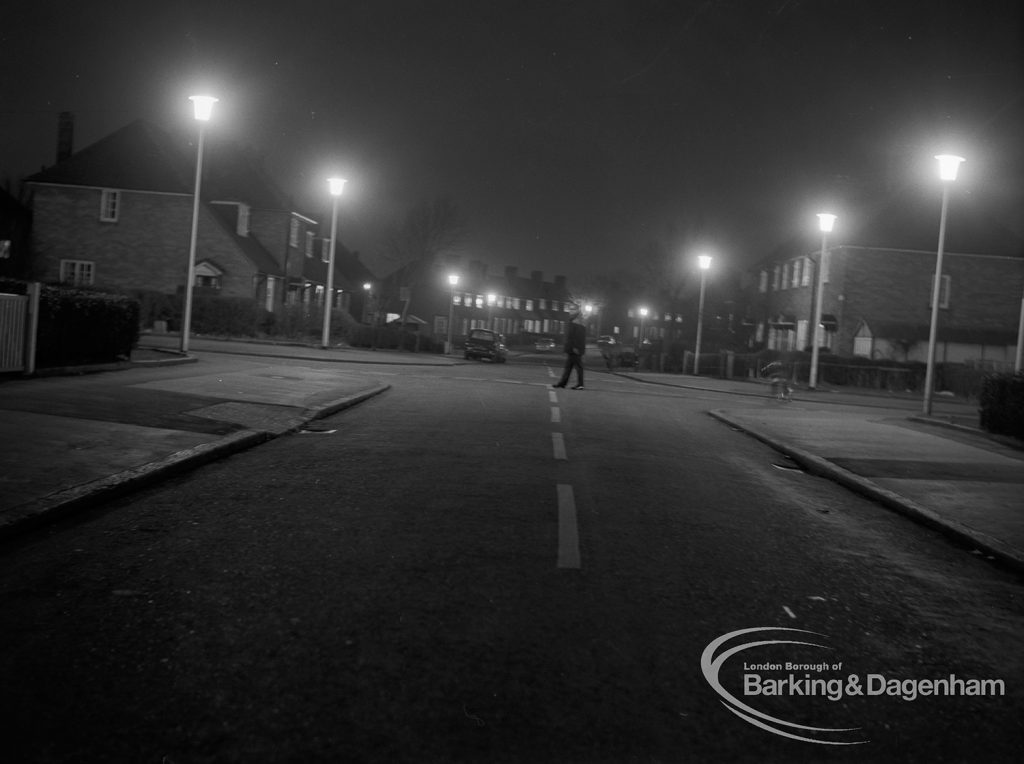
(979, 372), (1024, 440)
(35, 285), (140, 368)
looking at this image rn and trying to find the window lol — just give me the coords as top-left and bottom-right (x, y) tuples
(929, 274), (951, 309)
(801, 257), (812, 286)
(539, 299), (547, 310)
(791, 260), (801, 288)
(289, 218), (300, 248)
(59, 259), (94, 285)
(758, 270), (768, 293)
(780, 263), (789, 289)
(525, 299), (534, 311)
(772, 265), (781, 290)
(0, 240), (10, 259)
(512, 298), (521, 309)
(305, 231), (315, 258)
(100, 189), (119, 222)
(321, 238), (331, 263)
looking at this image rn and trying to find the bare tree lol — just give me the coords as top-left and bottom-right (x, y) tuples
(380, 197), (468, 330)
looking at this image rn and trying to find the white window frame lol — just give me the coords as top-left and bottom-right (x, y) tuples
(289, 218), (300, 248)
(801, 257), (812, 286)
(59, 259), (95, 285)
(758, 270), (768, 293)
(100, 189), (119, 222)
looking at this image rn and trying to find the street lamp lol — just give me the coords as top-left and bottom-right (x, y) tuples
(637, 306), (648, 350)
(694, 255), (712, 375)
(487, 293), (497, 331)
(923, 154), (965, 415)
(809, 213), (836, 390)
(320, 177), (347, 348)
(447, 273), (460, 355)
(180, 94), (218, 353)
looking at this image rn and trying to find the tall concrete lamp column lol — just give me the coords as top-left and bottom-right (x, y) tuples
(923, 154), (964, 415)
(180, 95), (217, 353)
(321, 177), (347, 348)
(809, 213), (836, 390)
(446, 273), (460, 355)
(694, 254), (712, 375)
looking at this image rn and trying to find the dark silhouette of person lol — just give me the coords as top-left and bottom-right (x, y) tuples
(553, 306), (587, 389)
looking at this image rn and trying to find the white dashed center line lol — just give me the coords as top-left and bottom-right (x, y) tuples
(552, 432), (567, 460)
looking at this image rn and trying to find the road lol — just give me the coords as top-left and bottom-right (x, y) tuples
(1, 356), (1022, 762)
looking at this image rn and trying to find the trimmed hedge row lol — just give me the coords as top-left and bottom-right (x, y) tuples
(36, 286), (140, 368)
(979, 373), (1024, 440)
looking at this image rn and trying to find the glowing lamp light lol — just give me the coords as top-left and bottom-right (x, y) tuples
(189, 95), (218, 122)
(698, 254), (712, 270)
(328, 177), (347, 196)
(448, 273), (459, 286)
(935, 154), (965, 182)
(817, 213), (836, 233)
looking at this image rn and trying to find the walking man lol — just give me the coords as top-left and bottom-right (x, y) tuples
(553, 305), (587, 390)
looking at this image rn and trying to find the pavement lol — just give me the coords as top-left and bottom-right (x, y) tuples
(1, 335), (1022, 574)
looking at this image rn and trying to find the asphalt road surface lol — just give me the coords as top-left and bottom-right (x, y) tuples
(2, 359), (1022, 763)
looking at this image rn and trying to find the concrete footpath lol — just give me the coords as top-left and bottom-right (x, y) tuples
(618, 368), (1024, 573)
(0, 337), (455, 540)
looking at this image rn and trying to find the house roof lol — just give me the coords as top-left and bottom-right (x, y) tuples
(26, 119), (290, 211)
(207, 204), (283, 277)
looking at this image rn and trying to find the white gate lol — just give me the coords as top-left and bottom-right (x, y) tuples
(0, 284), (39, 374)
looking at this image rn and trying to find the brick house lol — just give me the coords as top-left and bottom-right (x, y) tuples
(22, 118), (374, 321)
(379, 258), (575, 344)
(746, 195), (1024, 367)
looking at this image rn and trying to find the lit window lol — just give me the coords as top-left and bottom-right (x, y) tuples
(100, 189), (119, 222)
(289, 218), (300, 248)
(59, 259), (94, 285)
(305, 231), (315, 258)
(792, 260), (801, 287)
(759, 270), (768, 293)
(525, 299), (534, 311)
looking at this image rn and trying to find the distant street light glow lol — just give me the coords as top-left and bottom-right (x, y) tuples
(447, 273), (460, 355)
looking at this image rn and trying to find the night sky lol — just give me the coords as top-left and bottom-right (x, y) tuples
(2, 0), (1022, 282)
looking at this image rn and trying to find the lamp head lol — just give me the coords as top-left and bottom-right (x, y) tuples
(817, 213), (837, 233)
(189, 95), (218, 122)
(935, 154), (965, 182)
(327, 177), (347, 196)
(698, 255), (712, 270)
(639, 307), (649, 317)
(448, 274), (459, 286)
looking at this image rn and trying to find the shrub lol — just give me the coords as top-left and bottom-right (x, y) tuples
(979, 373), (1024, 440)
(35, 285), (140, 367)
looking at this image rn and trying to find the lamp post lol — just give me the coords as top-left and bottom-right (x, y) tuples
(320, 177), (347, 348)
(180, 95), (217, 353)
(637, 306), (648, 349)
(694, 255), (712, 375)
(447, 273), (460, 355)
(923, 154), (965, 415)
(809, 213), (836, 390)
(487, 293), (497, 331)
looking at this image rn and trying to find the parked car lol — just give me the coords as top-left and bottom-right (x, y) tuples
(597, 335), (618, 347)
(464, 328), (508, 363)
(534, 337), (556, 352)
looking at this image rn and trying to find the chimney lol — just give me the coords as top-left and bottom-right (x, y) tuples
(57, 112), (74, 163)
(504, 265), (518, 281)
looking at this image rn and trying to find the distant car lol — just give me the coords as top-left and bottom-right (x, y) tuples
(464, 328), (508, 363)
(534, 337), (556, 352)
(597, 335), (618, 347)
